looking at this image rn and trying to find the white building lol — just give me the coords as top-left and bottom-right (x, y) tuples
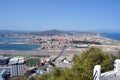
(9, 57), (25, 77)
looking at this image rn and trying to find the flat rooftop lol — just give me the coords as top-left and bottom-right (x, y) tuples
(9, 56), (25, 64)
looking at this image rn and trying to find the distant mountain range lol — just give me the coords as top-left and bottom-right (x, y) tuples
(0, 29), (120, 33)
(31, 30), (69, 35)
(0, 29), (120, 36)
(0, 29), (97, 36)
(30, 29), (97, 36)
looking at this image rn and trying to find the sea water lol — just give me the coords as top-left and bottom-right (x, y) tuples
(0, 44), (40, 51)
(0, 36), (40, 50)
(100, 33), (120, 41)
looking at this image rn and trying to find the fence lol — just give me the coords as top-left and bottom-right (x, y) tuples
(93, 59), (120, 80)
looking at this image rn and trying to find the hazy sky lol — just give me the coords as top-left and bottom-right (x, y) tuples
(0, 0), (120, 31)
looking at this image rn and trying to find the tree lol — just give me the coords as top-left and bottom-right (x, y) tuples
(72, 47), (115, 80)
(37, 74), (49, 80)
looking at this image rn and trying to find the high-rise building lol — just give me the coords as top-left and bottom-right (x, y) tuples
(9, 57), (25, 77)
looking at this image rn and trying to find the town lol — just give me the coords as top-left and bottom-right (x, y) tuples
(0, 30), (120, 80)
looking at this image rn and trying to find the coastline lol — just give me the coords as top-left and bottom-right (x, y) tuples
(100, 33), (120, 41)
(0, 44), (119, 58)
(0, 33), (120, 58)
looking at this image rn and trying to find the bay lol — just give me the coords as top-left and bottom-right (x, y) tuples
(0, 36), (40, 50)
(0, 44), (40, 51)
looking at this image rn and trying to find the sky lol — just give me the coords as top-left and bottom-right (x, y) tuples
(0, 0), (120, 31)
